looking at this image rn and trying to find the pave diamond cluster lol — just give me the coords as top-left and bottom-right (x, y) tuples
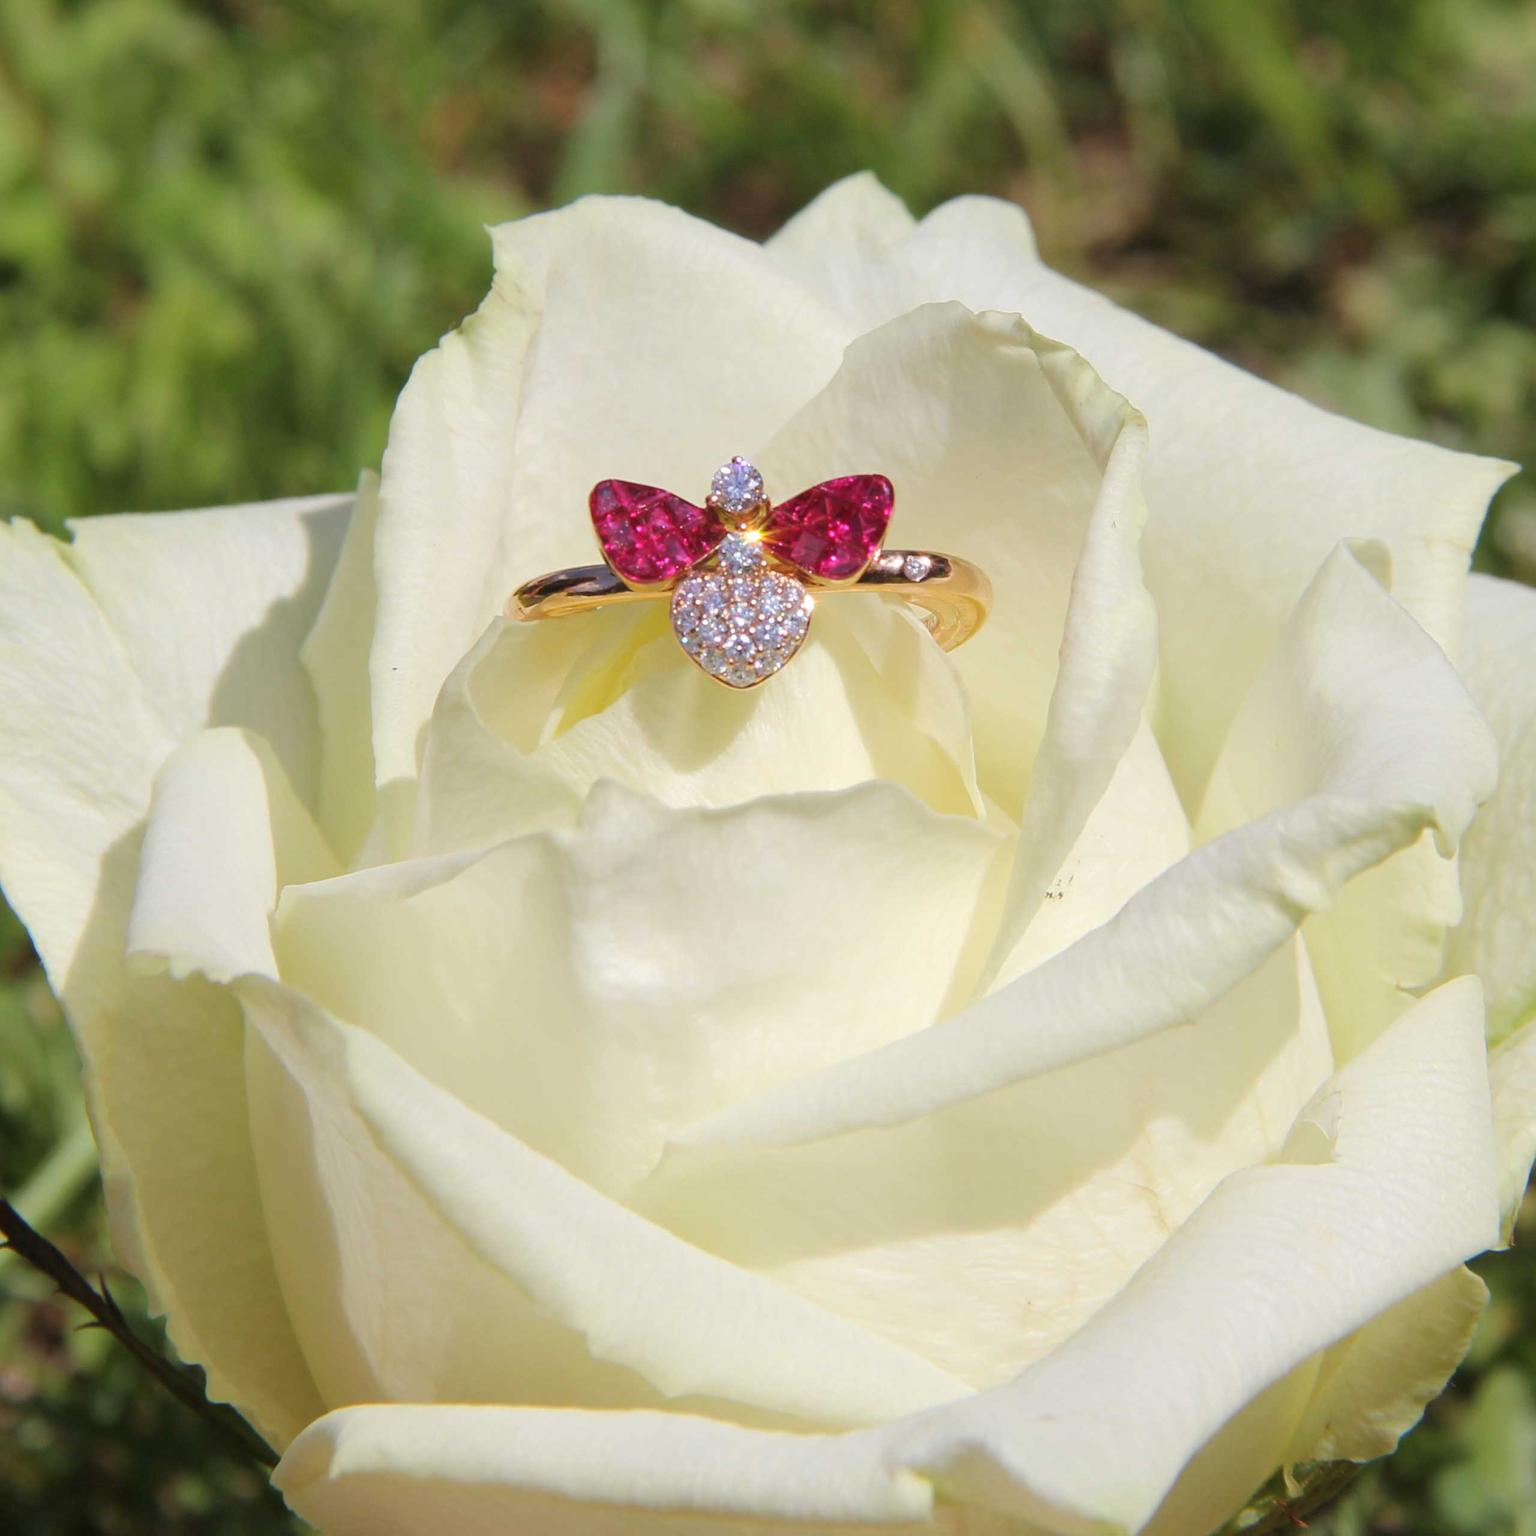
(670, 529), (813, 688)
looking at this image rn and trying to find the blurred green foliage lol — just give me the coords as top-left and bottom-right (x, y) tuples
(1, 0), (1534, 1532)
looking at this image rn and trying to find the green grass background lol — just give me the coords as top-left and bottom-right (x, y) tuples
(2, 1), (1535, 1531)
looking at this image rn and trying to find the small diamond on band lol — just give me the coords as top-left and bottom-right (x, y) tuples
(903, 553), (933, 581)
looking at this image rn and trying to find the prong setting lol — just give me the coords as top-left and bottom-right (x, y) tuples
(706, 456), (768, 530)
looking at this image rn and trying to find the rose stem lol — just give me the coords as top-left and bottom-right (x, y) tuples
(0, 1194), (279, 1470)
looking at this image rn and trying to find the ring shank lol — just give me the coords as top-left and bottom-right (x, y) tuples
(509, 551), (990, 653)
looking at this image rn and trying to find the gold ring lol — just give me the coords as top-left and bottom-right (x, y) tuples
(508, 457), (991, 690)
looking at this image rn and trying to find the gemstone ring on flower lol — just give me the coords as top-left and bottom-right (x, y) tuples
(508, 456), (992, 689)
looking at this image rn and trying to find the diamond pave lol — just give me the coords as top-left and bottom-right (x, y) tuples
(670, 540), (813, 689)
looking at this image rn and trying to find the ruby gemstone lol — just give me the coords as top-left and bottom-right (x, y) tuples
(762, 474), (894, 582)
(590, 479), (724, 586)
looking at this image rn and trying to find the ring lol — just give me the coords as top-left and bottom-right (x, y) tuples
(508, 457), (991, 690)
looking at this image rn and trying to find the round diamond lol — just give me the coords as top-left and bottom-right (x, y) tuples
(903, 553), (933, 582)
(718, 533), (765, 573)
(710, 457), (765, 518)
(699, 578), (727, 612)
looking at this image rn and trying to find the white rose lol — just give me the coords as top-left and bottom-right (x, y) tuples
(2, 174), (1534, 1536)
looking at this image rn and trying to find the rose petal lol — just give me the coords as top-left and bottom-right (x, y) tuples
(276, 1403), (932, 1536)
(275, 980), (1496, 1536)
(273, 780), (1004, 1195)
(413, 597), (984, 855)
(990, 720), (1189, 985)
(759, 301), (1151, 813)
(0, 494), (350, 1007)
(768, 175), (1515, 805)
(1138, 1370), (1322, 1536)
(0, 499), (354, 1445)
(1197, 542), (1487, 1060)
(1489, 1017), (1536, 1233)
(877, 977), (1499, 1533)
(65, 492), (351, 805)
(979, 401), (1158, 980)
(766, 170), (926, 325)
(127, 729), (338, 984)
(0, 519), (171, 1014)
(368, 197), (854, 798)
(241, 979), (969, 1428)
(1283, 1266), (1489, 1466)
(639, 937), (1331, 1390)
(664, 545), (1495, 1154)
(1445, 573), (1536, 1041)
(301, 473), (383, 863)
(766, 174), (1037, 334)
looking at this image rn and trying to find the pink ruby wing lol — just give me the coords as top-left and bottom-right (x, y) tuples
(590, 480), (725, 588)
(762, 474), (895, 583)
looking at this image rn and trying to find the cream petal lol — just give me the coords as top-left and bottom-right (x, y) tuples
(86, 973), (325, 1450)
(301, 472), (382, 863)
(979, 410), (1159, 981)
(1139, 1369), (1321, 1536)
(1439, 573), (1536, 1231)
(241, 979), (670, 1418)
(758, 302), (1150, 811)
(1283, 1265), (1489, 1466)
(241, 980), (968, 1429)
(1445, 574), (1536, 1041)
(1198, 543), (1493, 1060)
(1011, 275), (1511, 805)
(765, 171), (921, 327)
(273, 779), (1005, 1196)
(767, 175), (1514, 805)
(661, 544), (1493, 1156)
(276, 982), (1495, 1536)
(127, 728), (338, 984)
(990, 720), (1189, 986)
(368, 197), (854, 796)
(64, 492), (352, 805)
(0, 493), (350, 1007)
(878, 978), (1499, 1533)
(112, 729), (340, 1443)
(1489, 1016), (1536, 1233)
(765, 174), (1037, 335)
(639, 937), (1332, 1391)
(413, 598), (983, 856)
(0, 519), (172, 1015)
(0, 500), (354, 1446)
(276, 1403), (936, 1536)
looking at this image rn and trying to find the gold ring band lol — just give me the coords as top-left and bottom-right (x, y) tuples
(507, 459), (991, 689)
(509, 549), (991, 654)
